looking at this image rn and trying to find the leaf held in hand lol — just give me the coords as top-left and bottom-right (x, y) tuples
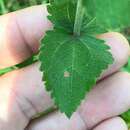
(39, 0), (115, 117)
(39, 29), (113, 117)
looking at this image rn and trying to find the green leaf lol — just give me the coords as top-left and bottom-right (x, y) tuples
(47, 0), (76, 32)
(86, 0), (130, 31)
(39, 0), (114, 117)
(39, 29), (113, 117)
(47, 0), (110, 35)
(121, 110), (130, 128)
(122, 58), (130, 72)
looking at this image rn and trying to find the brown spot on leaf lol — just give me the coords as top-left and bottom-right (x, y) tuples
(64, 71), (70, 78)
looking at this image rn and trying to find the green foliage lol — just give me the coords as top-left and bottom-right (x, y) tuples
(86, 0), (130, 31)
(123, 58), (130, 72)
(121, 110), (130, 128)
(0, 0), (45, 15)
(47, 0), (76, 32)
(39, 0), (114, 117)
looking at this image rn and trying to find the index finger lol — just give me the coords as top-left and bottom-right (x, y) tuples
(0, 5), (51, 68)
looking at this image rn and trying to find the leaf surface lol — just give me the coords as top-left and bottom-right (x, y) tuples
(39, 0), (118, 117)
(39, 29), (113, 117)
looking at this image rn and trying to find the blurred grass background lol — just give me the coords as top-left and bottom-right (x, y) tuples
(0, 0), (48, 15)
(0, 0), (130, 128)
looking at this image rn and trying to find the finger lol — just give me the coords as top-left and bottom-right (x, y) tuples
(0, 63), (54, 130)
(98, 32), (130, 78)
(93, 117), (128, 130)
(26, 112), (86, 130)
(79, 71), (130, 129)
(26, 115), (128, 130)
(0, 5), (51, 68)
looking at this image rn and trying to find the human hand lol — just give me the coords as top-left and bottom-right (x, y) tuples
(0, 5), (130, 130)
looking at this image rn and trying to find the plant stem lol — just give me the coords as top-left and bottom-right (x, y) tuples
(0, 0), (8, 14)
(73, 0), (85, 36)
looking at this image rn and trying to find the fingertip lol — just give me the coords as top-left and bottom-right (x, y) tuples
(93, 117), (128, 130)
(98, 32), (130, 78)
(99, 32), (130, 62)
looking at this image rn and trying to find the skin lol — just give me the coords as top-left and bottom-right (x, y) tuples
(0, 5), (130, 130)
